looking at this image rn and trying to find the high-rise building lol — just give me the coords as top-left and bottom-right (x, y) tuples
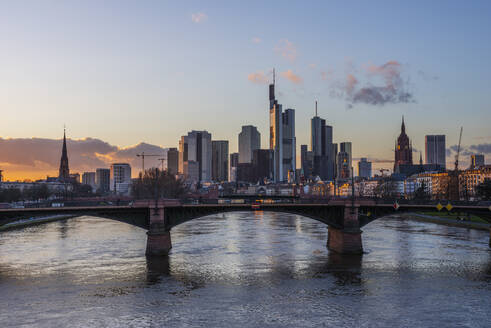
(212, 140), (229, 182)
(394, 116), (413, 172)
(238, 126), (260, 164)
(95, 168), (110, 193)
(282, 108), (296, 181)
(229, 152), (239, 182)
(310, 101), (335, 181)
(269, 70), (283, 182)
(340, 142), (352, 178)
(358, 158), (372, 179)
(166, 148), (179, 174)
(252, 149), (273, 183)
(470, 154), (485, 169)
(178, 130), (212, 182)
(82, 172), (96, 190)
(300, 145), (313, 179)
(110, 163), (132, 195)
(58, 128), (70, 181)
(425, 135), (446, 169)
(337, 152), (350, 180)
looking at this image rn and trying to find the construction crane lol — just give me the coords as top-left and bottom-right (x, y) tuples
(454, 126), (463, 172)
(136, 152), (161, 174)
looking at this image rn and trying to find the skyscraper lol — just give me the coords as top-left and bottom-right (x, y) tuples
(358, 158), (372, 179)
(238, 125), (260, 164)
(340, 142), (352, 178)
(95, 168), (110, 193)
(212, 140), (229, 182)
(425, 135), (446, 169)
(82, 172), (96, 190)
(300, 144), (313, 179)
(110, 163), (132, 195)
(394, 116), (413, 172)
(179, 131), (212, 182)
(337, 152), (350, 180)
(166, 148), (179, 174)
(310, 101), (335, 180)
(269, 69), (283, 182)
(58, 128), (70, 181)
(229, 152), (239, 182)
(282, 108), (296, 180)
(470, 154), (485, 169)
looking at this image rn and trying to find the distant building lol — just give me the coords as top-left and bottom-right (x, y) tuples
(339, 142), (352, 178)
(311, 102), (335, 181)
(110, 163), (132, 195)
(179, 130), (212, 182)
(212, 140), (229, 182)
(358, 158), (372, 179)
(238, 125), (260, 164)
(183, 161), (199, 183)
(394, 116), (413, 172)
(300, 145), (313, 179)
(252, 149), (273, 183)
(58, 129), (70, 181)
(95, 168), (110, 193)
(470, 154), (485, 169)
(269, 71), (283, 182)
(425, 135), (446, 169)
(229, 152), (239, 182)
(337, 151), (350, 180)
(282, 108), (296, 181)
(166, 148), (179, 174)
(82, 172), (96, 190)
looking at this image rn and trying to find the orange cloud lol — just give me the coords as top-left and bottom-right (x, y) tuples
(247, 71), (269, 84)
(281, 70), (303, 84)
(275, 39), (297, 62)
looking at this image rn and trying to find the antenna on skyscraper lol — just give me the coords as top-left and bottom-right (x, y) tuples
(273, 68), (275, 86)
(315, 100), (318, 117)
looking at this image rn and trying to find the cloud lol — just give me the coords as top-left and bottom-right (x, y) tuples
(0, 137), (169, 180)
(330, 60), (414, 107)
(251, 37), (262, 44)
(191, 12), (207, 23)
(281, 69), (303, 84)
(447, 143), (491, 158)
(275, 39), (297, 62)
(247, 71), (269, 84)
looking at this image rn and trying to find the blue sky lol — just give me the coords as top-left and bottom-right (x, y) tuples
(0, 1), (490, 178)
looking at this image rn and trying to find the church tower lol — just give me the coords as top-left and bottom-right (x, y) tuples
(394, 116), (413, 172)
(58, 128), (70, 181)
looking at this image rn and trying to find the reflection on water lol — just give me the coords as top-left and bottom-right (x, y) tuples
(0, 213), (491, 327)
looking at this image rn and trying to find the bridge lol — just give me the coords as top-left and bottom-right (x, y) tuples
(0, 199), (490, 256)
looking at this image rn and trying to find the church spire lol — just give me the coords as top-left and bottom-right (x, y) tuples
(420, 151), (423, 165)
(59, 126), (70, 181)
(401, 115), (406, 134)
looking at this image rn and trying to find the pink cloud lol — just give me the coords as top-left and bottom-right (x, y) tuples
(191, 12), (207, 23)
(275, 39), (297, 62)
(281, 70), (303, 84)
(247, 71), (269, 84)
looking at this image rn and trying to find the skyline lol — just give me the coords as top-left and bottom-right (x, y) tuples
(1, 1), (490, 180)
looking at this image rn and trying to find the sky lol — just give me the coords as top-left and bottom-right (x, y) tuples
(1, 1), (490, 180)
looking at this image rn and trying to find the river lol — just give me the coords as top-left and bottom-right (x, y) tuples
(1, 212), (490, 327)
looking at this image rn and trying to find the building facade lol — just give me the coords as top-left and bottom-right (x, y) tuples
(110, 163), (132, 195)
(425, 135), (446, 169)
(178, 130), (212, 182)
(238, 125), (260, 164)
(282, 108), (296, 181)
(470, 154), (485, 169)
(358, 158), (372, 179)
(212, 140), (229, 182)
(166, 148), (179, 174)
(95, 168), (110, 193)
(82, 172), (96, 191)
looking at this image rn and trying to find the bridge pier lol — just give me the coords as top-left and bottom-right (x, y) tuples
(327, 205), (363, 254)
(145, 205), (172, 256)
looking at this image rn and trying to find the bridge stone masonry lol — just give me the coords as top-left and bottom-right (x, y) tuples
(0, 199), (490, 256)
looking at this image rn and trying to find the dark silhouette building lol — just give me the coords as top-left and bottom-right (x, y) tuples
(394, 116), (413, 172)
(58, 129), (70, 181)
(252, 149), (273, 183)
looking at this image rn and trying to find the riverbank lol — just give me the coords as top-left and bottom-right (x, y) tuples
(401, 213), (490, 231)
(0, 214), (78, 232)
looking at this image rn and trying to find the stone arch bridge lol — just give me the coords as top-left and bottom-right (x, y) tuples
(0, 200), (490, 255)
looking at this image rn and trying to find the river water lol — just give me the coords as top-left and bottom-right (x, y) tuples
(1, 212), (490, 327)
